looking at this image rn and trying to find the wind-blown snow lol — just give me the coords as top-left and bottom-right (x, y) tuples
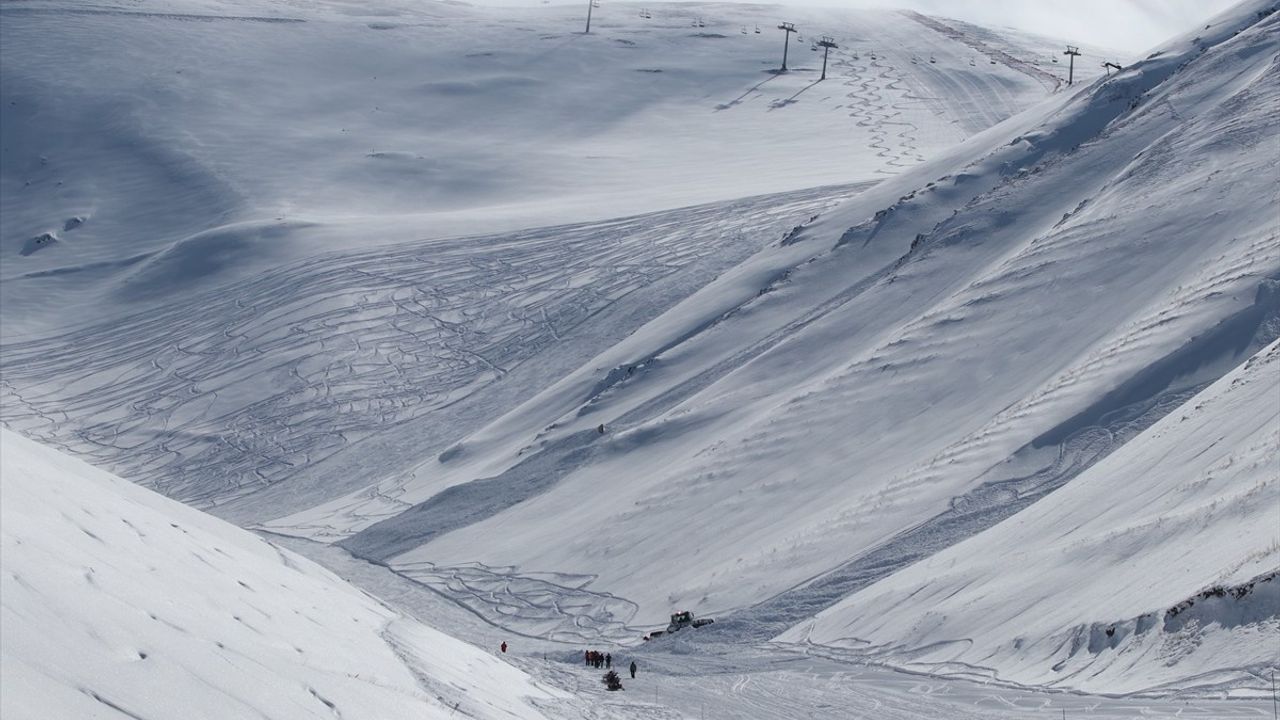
(0, 1), (1100, 515)
(311, 0), (1277, 619)
(1, 0), (1276, 707)
(269, 1), (1280, 694)
(0, 429), (560, 719)
(1, 0), (1085, 340)
(782, 340), (1280, 695)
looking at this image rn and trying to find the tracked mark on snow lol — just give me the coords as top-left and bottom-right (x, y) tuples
(0, 183), (871, 521)
(901, 11), (1062, 93)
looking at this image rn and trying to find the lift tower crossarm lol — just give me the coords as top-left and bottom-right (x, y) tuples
(1063, 45), (1082, 85)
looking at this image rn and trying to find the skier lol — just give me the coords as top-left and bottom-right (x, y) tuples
(605, 653), (612, 669)
(584, 649), (591, 666)
(500, 641), (507, 653)
(629, 660), (637, 679)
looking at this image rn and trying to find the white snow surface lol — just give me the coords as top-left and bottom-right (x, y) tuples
(782, 339), (1280, 695)
(0, 0), (1083, 341)
(0, 428), (560, 720)
(273, 3), (1279, 683)
(1, 0), (1277, 707)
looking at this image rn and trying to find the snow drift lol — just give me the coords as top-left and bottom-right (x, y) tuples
(782, 340), (1280, 695)
(0, 429), (559, 719)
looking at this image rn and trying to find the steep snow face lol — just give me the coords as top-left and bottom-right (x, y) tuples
(0, 184), (869, 517)
(0, 0), (1083, 340)
(0, 429), (559, 720)
(781, 340), (1280, 695)
(269, 0), (1280, 672)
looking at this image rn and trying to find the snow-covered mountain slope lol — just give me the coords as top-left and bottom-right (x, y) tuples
(0, 0), (1093, 340)
(2, 0), (1276, 704)
(251, 2), (1280, 690)
(0, 183), (869, 519)
(781, 339), (1280, 695)
(0, 429), (560, 719)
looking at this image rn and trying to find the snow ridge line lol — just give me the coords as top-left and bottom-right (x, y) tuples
(901, 11), (1061, 93)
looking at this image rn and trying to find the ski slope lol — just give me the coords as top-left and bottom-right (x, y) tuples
(0, 0), (1091, 341)
(268, 0), (1276, 694)
(1, 0), (1276, 709)
(0, 1), (1103, 515)
(2, 423), (1272, 720)
(0, 428), (561, 719)
(0, 183), (870, 517)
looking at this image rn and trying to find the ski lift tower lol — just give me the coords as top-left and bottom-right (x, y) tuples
(777, 22), (797, 72)
(1063, 45), (1081, 84)
(817, 36), (838, 80)
(585, 0), (599, 34)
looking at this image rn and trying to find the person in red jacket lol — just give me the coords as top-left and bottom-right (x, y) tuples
(500, 641), (507, 653)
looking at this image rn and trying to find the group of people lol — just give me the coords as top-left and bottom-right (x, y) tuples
(584, 650), (638, 679)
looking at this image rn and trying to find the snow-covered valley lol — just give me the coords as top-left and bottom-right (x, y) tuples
(2, 0), (1277, 717)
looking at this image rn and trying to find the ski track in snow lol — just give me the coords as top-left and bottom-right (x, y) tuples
(0, 184), (866, 518)
(356, 3), (1280, 697)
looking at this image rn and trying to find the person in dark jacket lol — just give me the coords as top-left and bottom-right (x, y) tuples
(605, 653), (612, 669)
(585, 650), (591, 666)
(629, 660), (637, 679)
(500, 641), (507, 653)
